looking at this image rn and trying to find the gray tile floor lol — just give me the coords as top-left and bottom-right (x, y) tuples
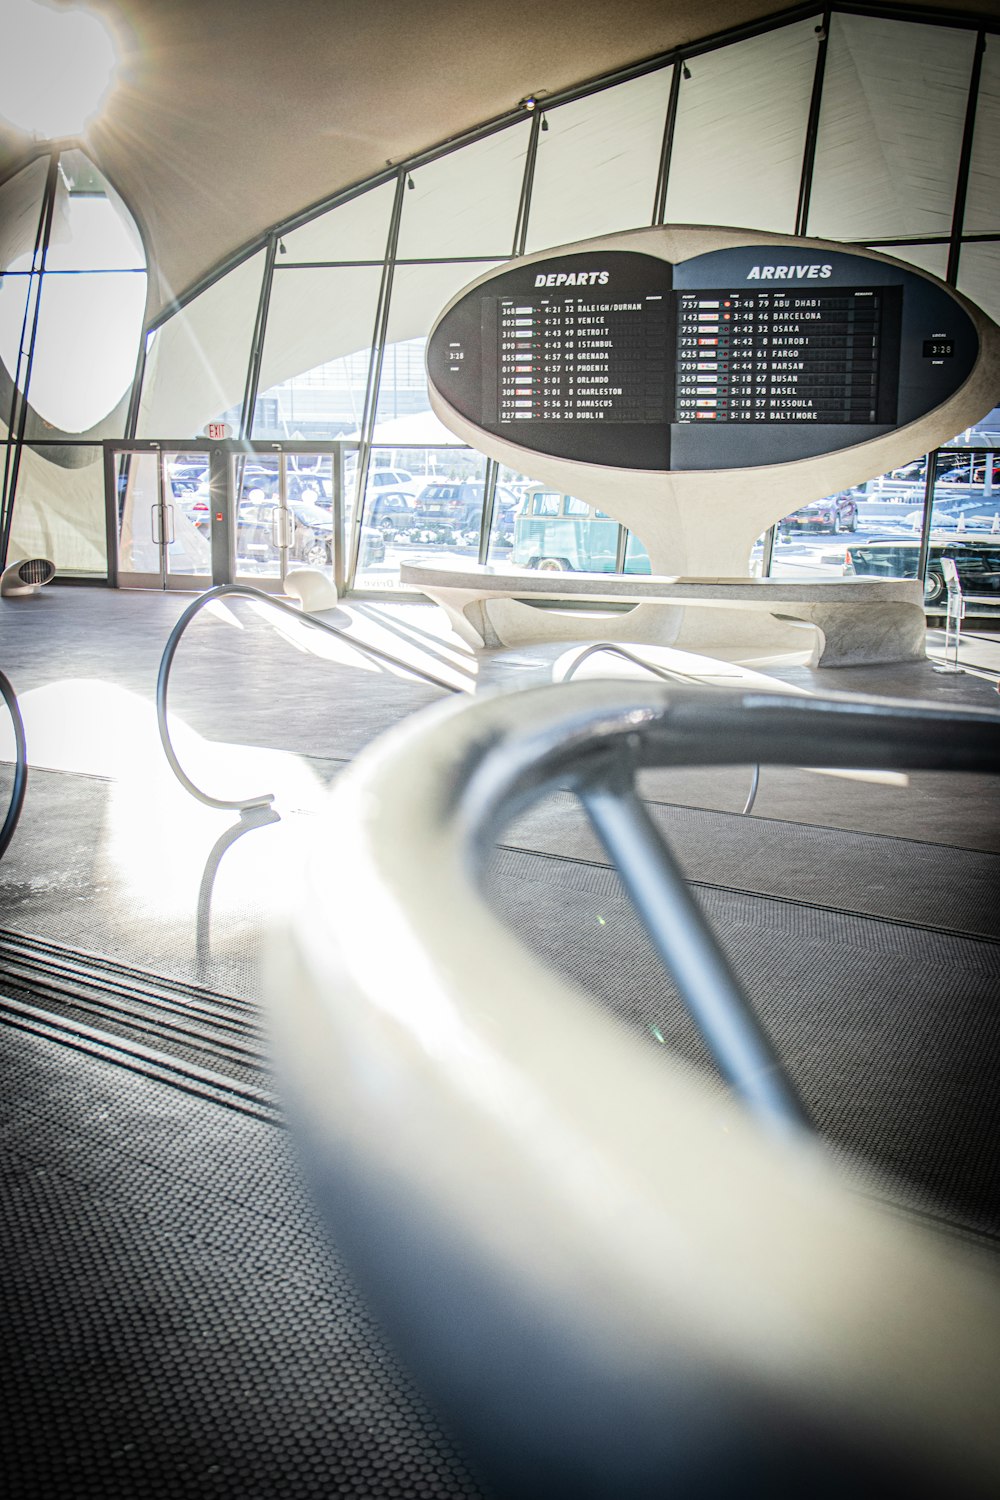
(2, 581), (998, 996)
(1, 584), (999, 1500)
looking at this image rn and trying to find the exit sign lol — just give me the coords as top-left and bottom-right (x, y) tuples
(204, 422), (232, 440)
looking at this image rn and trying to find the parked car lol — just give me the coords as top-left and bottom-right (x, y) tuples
(237, 460), (281, 499)
(489, 486), (522, 547)
(413, 481), (485, 535)
(845, 535), (1000, 607)
(937, 460), (1000, 487)
(286, 471), (332, 504)
(236, 499), (313, 562)
(179, 485), (212, 536)
(168, 458), (208, 495)
(511, 487), (650, 573)
(779, 492), (858, 534)
(367, 490), (418, 535)
(352, 467), (422, 499)
(410, 481), (522, 545)
(236, 498), (383, 570)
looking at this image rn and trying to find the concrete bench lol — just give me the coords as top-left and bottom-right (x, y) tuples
(398, 560), (927, 667)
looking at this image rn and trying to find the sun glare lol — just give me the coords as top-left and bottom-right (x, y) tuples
(0, 1), (118, 139)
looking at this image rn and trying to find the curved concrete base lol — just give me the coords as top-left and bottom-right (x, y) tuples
(399, 562), (927, 668)
(284, 567), (339, 613)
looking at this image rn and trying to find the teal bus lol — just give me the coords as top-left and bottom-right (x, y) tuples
(510, 487), (650, 573)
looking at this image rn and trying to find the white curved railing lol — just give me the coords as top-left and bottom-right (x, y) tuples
(271, 682), (1000, 1497)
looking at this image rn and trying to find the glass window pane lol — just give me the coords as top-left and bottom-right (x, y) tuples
(808, 15), (975, 241)
(0, 159), (49, 429)
(373, 261), (503, 435)
(23, 270), (146, 435)
(525, 71), (669, 253)
(252, 265), (382, 439)
(0, 272), (33, 441)
(508, 484), (623, 571)
(965, 36), (1000, 234)
(396, 124), (529, 259)
(281, 183), (395, 263)
(666, 21), (818, 234)
(836, 451), (1000, 613)
(624, 531), (651, 574)
(949, 402), (1000, 450)
(355, 449), (486, 591)
(8, 444), (106, 575)
(136, 251), (265, 437)
(769, 466), (944, 583)
(0, 154), (145, 437)
(957, 242), (1000, 329)
(875, 243), (949, 281)
(485, 465), (532, 562)
(0, 156), (48, 271)
(45, 152), (144, 271)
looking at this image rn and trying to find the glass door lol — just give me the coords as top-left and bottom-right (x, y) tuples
(233, 452), (284, 587)
(233, 452), (337, 591)
(113, 447), (212, 589)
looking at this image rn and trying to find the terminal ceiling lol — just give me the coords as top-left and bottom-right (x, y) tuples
(1, 0), (993, 320)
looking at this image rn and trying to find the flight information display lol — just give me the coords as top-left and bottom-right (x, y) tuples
(673, 286), (899, 425)
(426, 243), (979, 471)
(497, 289), (669, 425)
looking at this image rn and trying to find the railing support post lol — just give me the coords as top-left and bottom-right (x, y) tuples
(579, 770), (809, 1138)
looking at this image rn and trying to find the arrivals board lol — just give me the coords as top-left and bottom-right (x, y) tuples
(673, 286), (899, 426)
(426, 244), (978, 472)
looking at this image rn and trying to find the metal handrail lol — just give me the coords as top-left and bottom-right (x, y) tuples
(0, 669), (27, 858)
(157, 583), (460, 812)
(295, 681), (1000, 1134)
(560, 642), (762, 814)
(273, 680), (1000, 1495)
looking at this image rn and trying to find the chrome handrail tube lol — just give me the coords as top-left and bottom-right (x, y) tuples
(272, 681), (1000, 1496)
(156, 583), (459, 812)
(0, 669), (27, 858)
(560, 642), (763, 813)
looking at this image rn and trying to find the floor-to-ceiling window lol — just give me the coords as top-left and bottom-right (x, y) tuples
(0, 151), (147, 574)
(5, 5), (997, 608)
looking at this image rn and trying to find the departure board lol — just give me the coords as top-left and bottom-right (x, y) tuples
(426, 241), (979, 471)
(497, 291), (668, 424)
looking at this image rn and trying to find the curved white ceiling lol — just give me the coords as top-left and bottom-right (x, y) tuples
(0, 0), (985, 323)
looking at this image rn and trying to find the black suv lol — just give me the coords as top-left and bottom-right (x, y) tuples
(412, 481), (520, 543)
(413, 481), (484, 535)
(846, 536), (1000, 607)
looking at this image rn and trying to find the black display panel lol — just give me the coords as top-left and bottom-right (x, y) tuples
(673, 286), (900, 425)
(427, 243), (980, 472)
(430, 251), (672, 470)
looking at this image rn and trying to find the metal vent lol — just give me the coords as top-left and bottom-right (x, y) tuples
(18, 559), (55, 586)
(1, 557), (57, 596)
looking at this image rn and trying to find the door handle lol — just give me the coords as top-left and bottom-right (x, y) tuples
(273, 508), (294, 549)
(151, 503), (162, 544)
